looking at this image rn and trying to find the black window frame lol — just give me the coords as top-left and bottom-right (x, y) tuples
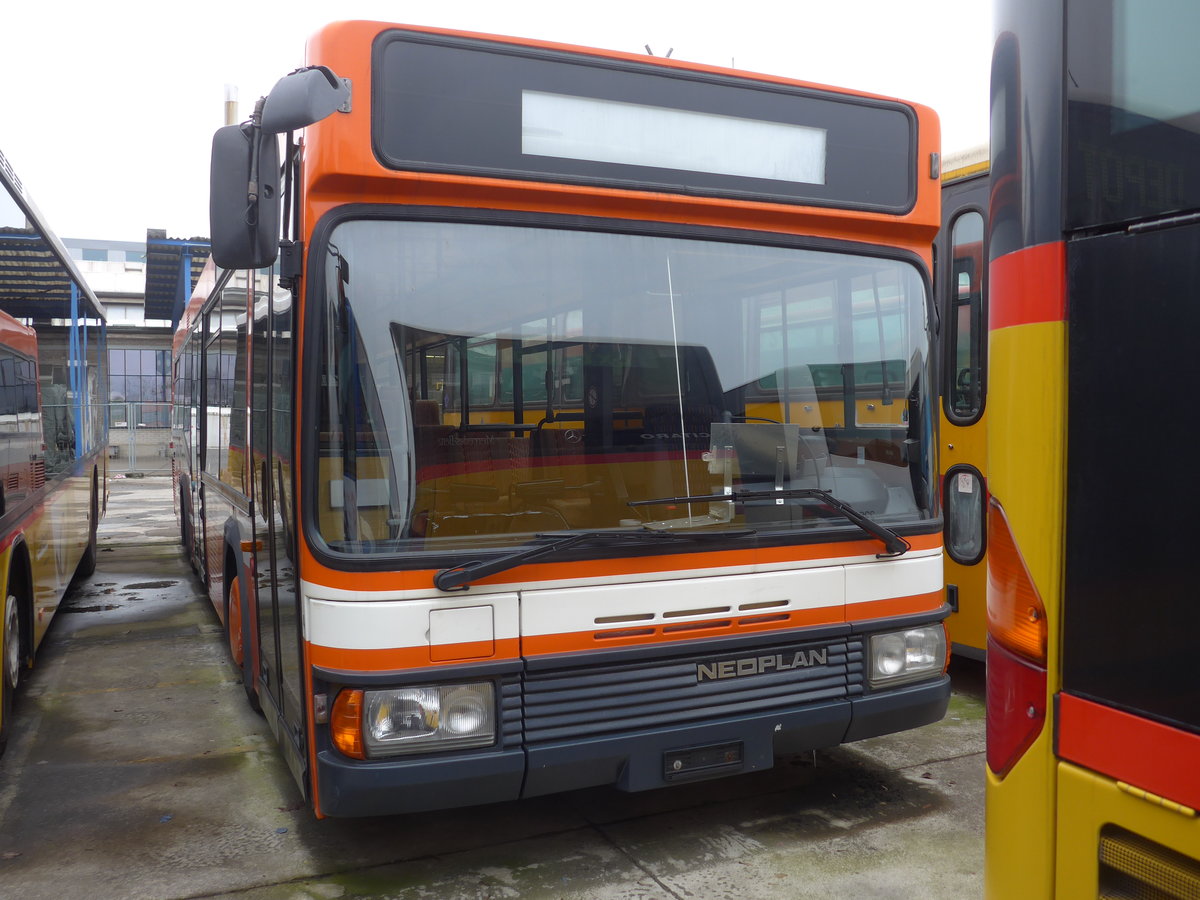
(942, 463), (986, 566)
(942, 206), (988, 425)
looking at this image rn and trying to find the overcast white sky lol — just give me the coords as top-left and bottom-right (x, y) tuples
(1, 0), (991, 243)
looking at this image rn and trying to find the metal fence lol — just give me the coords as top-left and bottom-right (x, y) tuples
(106, 402), (172, 475)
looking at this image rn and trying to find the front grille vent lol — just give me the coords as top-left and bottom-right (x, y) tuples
(523, 636), (862, 746)
(499, 675), (522, 747)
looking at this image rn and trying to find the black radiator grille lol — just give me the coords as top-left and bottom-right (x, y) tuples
(523, 636), (862, 745)
(500, 675), (523, 747)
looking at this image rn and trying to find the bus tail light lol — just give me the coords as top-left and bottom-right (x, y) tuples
(985, 499), (1047, 777)
(986, 637), (1046, 778)
(986, 499), (1047, 662)
(331, 689), (366, 759)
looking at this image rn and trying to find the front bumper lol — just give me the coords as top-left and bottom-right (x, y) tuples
(314, 670), (950, 817)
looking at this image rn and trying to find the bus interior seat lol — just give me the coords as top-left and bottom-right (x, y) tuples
(413, 398), (441, 426)
(642, 403), (719, 440)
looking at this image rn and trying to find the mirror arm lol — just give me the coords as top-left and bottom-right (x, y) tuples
(246, 98), (267, 214)
(282, 131), (296, 242)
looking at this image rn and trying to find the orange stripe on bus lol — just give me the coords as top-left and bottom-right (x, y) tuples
(296, 532), (941, 593)
(990, 241), (1067, 330)
(845, 591), (945, 622)
(307, 590), (943, 671)
(523, 591), (943, 657)
(309, 638), (521, 673)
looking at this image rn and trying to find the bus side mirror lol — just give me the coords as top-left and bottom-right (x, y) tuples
(209, 123), (280, 270)
(260, 66), (349, 134)
(208, 67), (347, 270)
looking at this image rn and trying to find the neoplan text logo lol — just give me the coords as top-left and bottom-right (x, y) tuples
(696, 648), (829, 682)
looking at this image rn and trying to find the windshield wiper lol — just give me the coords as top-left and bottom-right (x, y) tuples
(433, 527), (755, 591)
(629, 488), (910, 558)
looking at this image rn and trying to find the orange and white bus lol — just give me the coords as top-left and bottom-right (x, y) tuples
(175, 21), (949, 817)
(0, 148), (108, 755)
(986, 0), (1200, 895)
(937, 147), (988, 658)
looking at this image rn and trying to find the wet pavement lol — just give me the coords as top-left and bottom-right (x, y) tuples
(0, 476), (985, 899)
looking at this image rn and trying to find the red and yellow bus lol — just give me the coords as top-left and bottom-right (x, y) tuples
(987, 0), (1200, 895)
(0, 148), (108, 755)
(175, 21), (949, 817)
(937, 147), (988, 658)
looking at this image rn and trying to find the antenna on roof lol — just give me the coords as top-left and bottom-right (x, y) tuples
(644, 46), (674, 58)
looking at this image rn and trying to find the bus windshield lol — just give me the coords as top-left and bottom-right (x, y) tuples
(310, 218), (932, 557)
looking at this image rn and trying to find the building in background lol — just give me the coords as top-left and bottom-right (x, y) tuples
(65, 230), (209, 473)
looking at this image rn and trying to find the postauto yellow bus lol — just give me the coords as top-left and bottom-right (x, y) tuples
(937, 146), (988, 659)
(986, 0), (1200, 895)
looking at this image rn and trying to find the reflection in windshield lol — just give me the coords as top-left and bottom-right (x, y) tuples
(311, 219), (931, 556)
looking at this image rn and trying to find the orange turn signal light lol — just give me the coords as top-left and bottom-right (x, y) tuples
(986, 499), (1047, 664)
(330, 689), (365, 759)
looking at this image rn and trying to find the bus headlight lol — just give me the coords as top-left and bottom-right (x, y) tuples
(359, 682), (496, 757)
(867, 626), (946, 688)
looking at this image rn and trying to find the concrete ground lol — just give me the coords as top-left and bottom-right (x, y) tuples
(0, 476), (984, 899)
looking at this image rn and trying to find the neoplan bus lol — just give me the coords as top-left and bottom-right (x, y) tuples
(937, 146), (988, 658)
(987, 0), (1200, 895)
(0, 148), (108, 756)
(177, 21), (950, 817)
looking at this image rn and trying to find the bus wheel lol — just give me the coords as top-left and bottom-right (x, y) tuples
(0, 594), (20, 756)
(228, 576), (244, 666)
(227, 576), (262, 714)
(76, 481), (99, 579)
(180, 488), (196, 573)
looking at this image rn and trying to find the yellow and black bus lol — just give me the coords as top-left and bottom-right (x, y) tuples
(937, 146), (988, 659)
(986, 0), (1200, 895)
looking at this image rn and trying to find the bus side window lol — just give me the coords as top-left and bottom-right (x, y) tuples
(948, 210), (985, 420)
(944, 464), (986, 564)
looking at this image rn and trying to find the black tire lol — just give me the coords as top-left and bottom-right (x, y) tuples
(0, 593), (21, 757)
(227, 568), (262, 716)
(180, 487), (195, 573)
(76, 480), (99, 579)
